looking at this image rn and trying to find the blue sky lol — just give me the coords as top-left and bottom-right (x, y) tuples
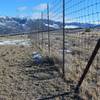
(0, 0), (100, 24)
(65, 0), (100, 24)
(0, 0), (50, 18)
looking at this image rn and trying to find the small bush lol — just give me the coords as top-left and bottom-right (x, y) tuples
(82, 32), (85, 35)
(85, 28), (91, 32)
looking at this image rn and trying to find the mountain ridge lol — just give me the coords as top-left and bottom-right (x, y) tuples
(0, 16), (98, 34)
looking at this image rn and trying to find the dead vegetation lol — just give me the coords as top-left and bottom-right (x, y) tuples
(0, 31), (100, 100)
(0, 35), (74, 100)
(35, 30), (100, 99)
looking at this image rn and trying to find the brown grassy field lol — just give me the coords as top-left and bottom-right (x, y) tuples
(0, 32), (100, 100)
(36, 30), (100, 100)
(0, 35), (72, 100)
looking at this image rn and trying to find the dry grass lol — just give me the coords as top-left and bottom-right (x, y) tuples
(0, 35), (73, 100)
(0, 32), (100, 100)
(35, 30), (100, 99)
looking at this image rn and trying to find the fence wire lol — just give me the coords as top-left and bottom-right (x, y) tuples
(31, 0), (100, 99)
(65, 0), (100, 99)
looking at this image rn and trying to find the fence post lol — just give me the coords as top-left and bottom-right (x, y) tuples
(62, 0), (65, 79)
(36, 23), (39, 47)
(37, 19), (39, 47)
(75, 38), (100, 93)
(47, 4), (50, 56)
(41, 12), (43, 49)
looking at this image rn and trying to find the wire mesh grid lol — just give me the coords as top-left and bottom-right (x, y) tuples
(30, 0), (100, 99)
(64, 0), (100, 99)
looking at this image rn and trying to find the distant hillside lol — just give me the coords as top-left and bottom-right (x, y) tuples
(65, 22), (97, 29)
(0, 16), (98, 34)
(0, 16), (62, 34)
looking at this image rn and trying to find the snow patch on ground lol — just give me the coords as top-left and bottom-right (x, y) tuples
(0, 39), (31, 46)
(59, 49), (72, 53)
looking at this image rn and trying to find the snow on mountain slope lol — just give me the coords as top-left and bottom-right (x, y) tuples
(0, 16), (99, 34)
(45, 23), (60, 29)
(0, 22), (6, 26)
(65, 25), (79, 29)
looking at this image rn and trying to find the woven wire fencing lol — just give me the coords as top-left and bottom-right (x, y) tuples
(64, 0), (100, 99)
(30, 0), (100, 99)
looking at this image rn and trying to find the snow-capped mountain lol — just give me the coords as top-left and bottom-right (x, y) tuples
(0, 17), (62, 34)
(0, 16), (98, 34)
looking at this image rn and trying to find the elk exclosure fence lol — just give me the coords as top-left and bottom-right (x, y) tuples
(30, 0), (100, 99)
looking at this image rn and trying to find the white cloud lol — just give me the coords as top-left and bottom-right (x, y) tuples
(49, 12), (63, 22)
(17, 6), (28, 12)
(31, 13), (41, 19)
(33, 3), (47, 11)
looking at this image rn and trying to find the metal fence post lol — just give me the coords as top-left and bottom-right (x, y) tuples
(37, 19), (39, 47)
(47, 4), (50, 56)
(62, 0), (65, 79)
(75, 39), (100, 92)
(41, 12), (43, 50)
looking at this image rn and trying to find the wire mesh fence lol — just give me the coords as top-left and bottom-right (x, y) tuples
(30, 0), (100, 99)
(65, 2), (100, 97)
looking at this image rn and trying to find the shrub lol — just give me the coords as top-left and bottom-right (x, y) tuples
(85, 28), (91, 32)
